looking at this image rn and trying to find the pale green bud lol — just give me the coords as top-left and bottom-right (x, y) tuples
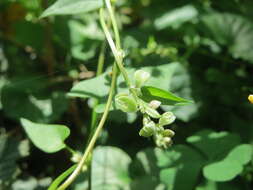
(115, 93), (138, 113)
(134, 70), (150, 88)
(159, 112), (176, 126)
(163, 137), (173, 148)
(145, 106), (161, 118)
(71, 152), (82, 163)
(139, 121), (156, 137)
(149, 100), (161, 109)
(155, 135), (173, 148)
(142, 116), (150, 125)
(162, 129), (175, 137)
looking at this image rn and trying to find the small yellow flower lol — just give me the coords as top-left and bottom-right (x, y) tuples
(248, 95), (253, 104)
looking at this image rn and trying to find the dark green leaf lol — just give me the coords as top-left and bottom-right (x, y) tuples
(187, 130), (240, 160)
(202, 13), (253, 63)
(1, 78), (68, 123)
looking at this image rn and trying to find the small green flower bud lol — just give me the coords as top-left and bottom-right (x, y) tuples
(155, 135), (173, 148)
(149, 100), (161, 109)
(139, 121), (156, 137)
(159, 112), (176, 126)
(145, 106), (161, 118)
(115, 93), (138, 113)
(134, 70), (150, 88)
(71, 152), (82, 163)
(163, 137), (173, 148)
(162, 129), (175, 137)
(142, 116), (150, 125)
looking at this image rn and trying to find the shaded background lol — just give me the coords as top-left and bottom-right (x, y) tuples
(0, 0), (253, 189)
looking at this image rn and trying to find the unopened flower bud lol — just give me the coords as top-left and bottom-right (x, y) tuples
(163, 137), (173, 148)
(142, 116), (150, 125)
(71, 152), (82, 163)
(115, 93), (138, 113)
(248, 95), (253, 104)
(149, 100), (161, 109)
(162, 129), (175, 137)
(159, 112), (176, 126)
(155, 135), (173, 148)
(134, 70), (150, 88)
(145, 106), (161, 118)
(139, 121), (156, 137)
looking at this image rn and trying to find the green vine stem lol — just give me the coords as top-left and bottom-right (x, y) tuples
(56, 1), (133, 189)
(99, 7), (131, 88)
(90, 42), (106, 133)
(57, 64), (118, 190)
(88, 41), (106, 190)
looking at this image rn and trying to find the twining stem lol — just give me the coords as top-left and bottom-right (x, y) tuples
(99, 8), (131, 88)
(56, 1), (131, 189)
(90, 42), (106, 132)
(100, 1), (140, 100)
(105, 0), (121, 49)
(88, 41), (106, 190)
(57, 64), (118, 190)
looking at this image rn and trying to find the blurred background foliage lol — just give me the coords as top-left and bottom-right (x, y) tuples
(0, 0), (253, 189)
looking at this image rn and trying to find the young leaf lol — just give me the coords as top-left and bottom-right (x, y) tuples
(141, 86), (193, 105)
(20, 118), (70, 153)
(48, 164), (77, 190)
(40, 0), (103, 18)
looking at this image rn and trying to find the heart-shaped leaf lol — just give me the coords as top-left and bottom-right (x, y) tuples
(20, 118), (70, 153)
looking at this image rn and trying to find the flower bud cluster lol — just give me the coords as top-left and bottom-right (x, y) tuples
(139, 102), (176, 148)
(115, 69), (177, 148)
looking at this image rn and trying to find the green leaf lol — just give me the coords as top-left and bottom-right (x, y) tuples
(226, 144), (253, 165)
(203, 160), (242, 182)
(91, 146), (131, 190)
(202, 13), (253, 63)
(1, 77), (68, 123)
(158, 145), (205, 190)
(187, 130), (251, 182)
(141, 86), (193, 105)
(132, 146), (205, 190)
(203, 144), (253, 182)
(69, 63), (180, 100)
(130, 148), (165, 189)
(155, 5), (198, 30)
(187, 130), (240, 160)
(20, 118), (70, 153)
(48, 165), (77, 190)
(40, 0), (103, 18)
(68, 73), (109, 99)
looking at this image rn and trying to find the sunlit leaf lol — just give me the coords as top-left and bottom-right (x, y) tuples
(20, 118), (70, 153)
(91, 146), (131, 190)
(41, 0), (103, 18)
(141, 86), (193, 105)
(155, 5), (198, 30)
